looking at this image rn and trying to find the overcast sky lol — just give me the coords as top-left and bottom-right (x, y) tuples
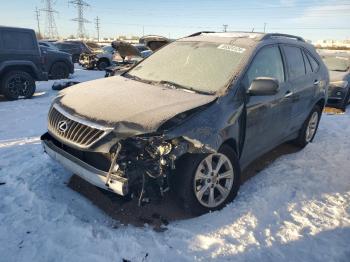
(0, 0), (349, 41)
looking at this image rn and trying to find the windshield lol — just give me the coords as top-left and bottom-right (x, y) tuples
(323, 56), (350, 72)
(127, 41), (247, 94)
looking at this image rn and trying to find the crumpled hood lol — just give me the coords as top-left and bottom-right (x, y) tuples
(57, 76), (216, 134)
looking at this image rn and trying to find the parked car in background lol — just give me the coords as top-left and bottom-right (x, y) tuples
(40, 45), (74, 80)
(79, 45), (114, 71)
(39, 40), (59, 51)
(322, 54), (350, 110)
(42, 32), (329, 215)
(0, 26), (47, 100)
(139, 35), (172, 51)
(54, 41), (98, 63)
(104, 41), (153, 77)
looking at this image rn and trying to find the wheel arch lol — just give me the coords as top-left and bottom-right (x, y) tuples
(0, 65), (37, 80)
(315, 98), (326, 110)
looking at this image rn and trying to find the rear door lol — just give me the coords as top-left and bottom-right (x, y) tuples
(281, 45), (315, 132)
(240, 44), (291, 163)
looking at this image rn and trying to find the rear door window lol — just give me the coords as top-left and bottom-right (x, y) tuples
(2, 31), (35, 50)
(244, 45), (284, 87)
(306, 52), (319, 72)
(302, 50), (313, 74)
(283, 46), (306, 80)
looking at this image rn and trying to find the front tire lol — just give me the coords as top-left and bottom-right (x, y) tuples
(293, 105), (321, 148)
(173, 144), (241, 215)
(1, 71), (35, 100)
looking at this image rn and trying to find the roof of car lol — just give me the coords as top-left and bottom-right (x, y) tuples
(179, 31), (306, 48)
(0, 26), (35, 32)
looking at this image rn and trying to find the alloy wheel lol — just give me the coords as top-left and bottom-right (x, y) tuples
(305, 111), (319, 142)
(194, 153), (234, 208)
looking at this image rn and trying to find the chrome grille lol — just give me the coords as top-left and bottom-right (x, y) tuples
(48, 106), (110, 148)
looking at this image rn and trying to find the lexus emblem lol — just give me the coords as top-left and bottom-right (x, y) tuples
(58, 120), (69, 133)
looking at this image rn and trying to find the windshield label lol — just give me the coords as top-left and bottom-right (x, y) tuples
(218, 44), (246, 53)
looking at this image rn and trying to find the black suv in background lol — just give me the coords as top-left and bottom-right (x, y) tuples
(42, 32), (329, 215)
(39, 45), (74, 80)
(0, 26), (47, 100)
(54, 41), (100, 63)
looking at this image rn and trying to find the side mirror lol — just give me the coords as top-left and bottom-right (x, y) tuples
(248, 77), (279, 96)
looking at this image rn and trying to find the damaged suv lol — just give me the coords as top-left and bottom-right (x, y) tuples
(42, 32), (328, 215)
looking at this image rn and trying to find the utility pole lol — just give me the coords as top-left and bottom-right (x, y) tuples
(40, 0), (59, 39)
(223, 24), (228, 32)
(264, 22), (267, 33)
(69, 0), (90, 39)
(95, 16), (100, 42)
(34, 7), (41, 37)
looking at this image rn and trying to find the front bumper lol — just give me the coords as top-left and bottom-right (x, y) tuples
(41, 135), (128, 196)
(327, 87), (347, 106)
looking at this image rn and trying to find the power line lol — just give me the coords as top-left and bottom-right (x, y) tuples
(69, 0), (90, 39)
(34, 7), (41, 36)
(95, 16), (100, 41)
(40, 0), (59, 39)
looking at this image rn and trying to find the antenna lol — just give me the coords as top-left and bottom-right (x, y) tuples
(69, 0), (90, 39)
(95, 16), (100, 42)
(40, 0), (59, 39)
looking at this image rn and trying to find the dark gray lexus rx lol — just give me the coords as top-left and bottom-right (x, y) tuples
(42, 32), (329, 215)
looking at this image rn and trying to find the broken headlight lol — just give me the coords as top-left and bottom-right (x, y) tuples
(145, 139), (172, 158)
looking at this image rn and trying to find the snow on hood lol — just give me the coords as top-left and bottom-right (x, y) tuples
(57, 76), (216, 133)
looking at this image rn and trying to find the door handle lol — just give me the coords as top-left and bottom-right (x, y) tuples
(284, 90), (293, 98)
(314, 80), (320, 86)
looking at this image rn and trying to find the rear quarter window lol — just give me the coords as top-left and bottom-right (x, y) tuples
(283, 46), (306, 80)
(2, 30), (36, 51)
(306, 52), (319, 72)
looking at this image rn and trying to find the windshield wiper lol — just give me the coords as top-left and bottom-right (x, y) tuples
(158, 80), (213, 95)
(124, 73), (154, 84)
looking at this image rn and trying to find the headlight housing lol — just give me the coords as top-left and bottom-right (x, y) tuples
(330, 80), (348, 89)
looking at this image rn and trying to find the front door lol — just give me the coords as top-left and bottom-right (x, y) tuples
(240, 45), (292, 166)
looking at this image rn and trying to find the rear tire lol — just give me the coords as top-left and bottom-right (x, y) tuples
(1, 71), (35, 100)
(293, 105), (321, 148)
(50, 62), (70, 79)
(172, 144), (241, 216)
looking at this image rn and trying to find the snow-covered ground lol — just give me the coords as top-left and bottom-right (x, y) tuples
(0, 68), (349, 262)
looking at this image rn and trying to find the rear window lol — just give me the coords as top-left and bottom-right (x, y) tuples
(283, 46), (305, 80)
(2, 30), (35, 50)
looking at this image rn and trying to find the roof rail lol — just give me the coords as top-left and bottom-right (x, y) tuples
(262, 33), (305, 42)
(186, 31), (216, 37)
